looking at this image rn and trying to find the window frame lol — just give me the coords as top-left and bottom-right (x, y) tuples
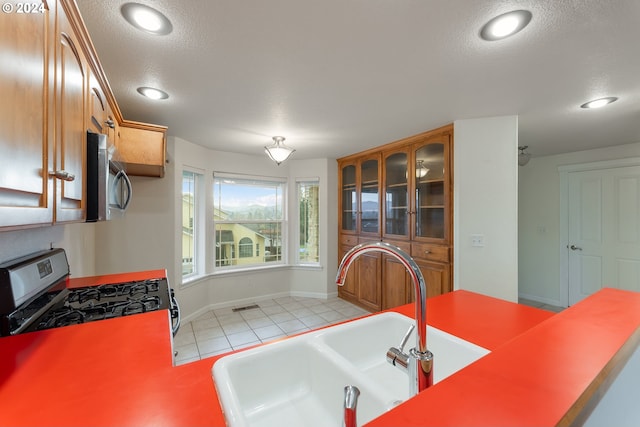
(212, 172), (289, 273)
(181, 168), (205, 279)
(296, 177), (321, 266)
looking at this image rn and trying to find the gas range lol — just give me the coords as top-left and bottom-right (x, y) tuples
(0, 249), (180, 337)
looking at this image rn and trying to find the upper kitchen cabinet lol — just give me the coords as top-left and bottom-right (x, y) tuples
(338, 154), (381, 237)
(0, 0), (56, 229)
(0, 0), (169, 230)
(117, 122), (167, 178)
(55, 0), (87, 223)
(412, 130), (452, 245)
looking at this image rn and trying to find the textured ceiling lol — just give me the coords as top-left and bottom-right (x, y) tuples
(75, 0), (640, 160)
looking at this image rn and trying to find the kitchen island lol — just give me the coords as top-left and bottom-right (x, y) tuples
(0, 273), (639, 426)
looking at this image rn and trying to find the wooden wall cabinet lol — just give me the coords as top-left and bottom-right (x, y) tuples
(117, 123), (167, 177)
(0, 0), (168, 230)
(0, 0), (55, 228)
(338, 124), (454, 312)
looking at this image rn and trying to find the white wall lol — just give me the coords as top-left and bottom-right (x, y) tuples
(518, 141), (640, 306)
(170, 136), (339, 320)
(0, 222), (96, 277)
(453, 116), (519, 302)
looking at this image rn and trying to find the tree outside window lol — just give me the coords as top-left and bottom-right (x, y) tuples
(297, 179), (320, 264)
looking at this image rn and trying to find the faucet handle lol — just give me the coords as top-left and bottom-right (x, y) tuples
(343, 385), (360, 427)
(386, 324), (415, 371)
(397, 324), (415, 352)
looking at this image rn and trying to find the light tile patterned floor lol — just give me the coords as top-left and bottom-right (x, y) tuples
(518, 298), (565, 313)
(174, 296), (370, 365)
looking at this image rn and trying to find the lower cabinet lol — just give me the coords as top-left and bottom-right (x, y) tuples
(338, 234), (452, 312)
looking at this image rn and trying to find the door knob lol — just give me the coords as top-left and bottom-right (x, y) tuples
(569, 245), (582, 251)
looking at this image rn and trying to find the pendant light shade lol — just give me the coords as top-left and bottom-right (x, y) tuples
(265, 136), (295, 165)
(518, 145), (531, 166)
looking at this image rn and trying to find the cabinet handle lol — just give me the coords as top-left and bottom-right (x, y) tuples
(424, 250), (431, 254)
(49, 170), (75, 181)
(105, 119), (115, 129)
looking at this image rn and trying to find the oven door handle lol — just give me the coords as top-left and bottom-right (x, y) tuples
(115, 170), (133, 210)
(170, 290), (181, 337)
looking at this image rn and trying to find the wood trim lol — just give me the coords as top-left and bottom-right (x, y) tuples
(337, 123), (453, 163)
(557, 326), (640, 427)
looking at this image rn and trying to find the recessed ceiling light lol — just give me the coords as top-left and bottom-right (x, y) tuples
(137, 87), (169, 100)
(480, 10), (532, 41)
(580, 97), (618, 109)
(121, 3), (172, 35)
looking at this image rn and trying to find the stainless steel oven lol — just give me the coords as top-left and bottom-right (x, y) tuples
(0, 249), (180, 337)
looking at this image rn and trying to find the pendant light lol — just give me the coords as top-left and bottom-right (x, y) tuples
(265, 136), (295, 165)
(518, 146), (531, 166)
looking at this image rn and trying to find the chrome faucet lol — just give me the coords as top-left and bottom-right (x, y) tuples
(342, 385), (360, 427)
(336, 241), (433, 396)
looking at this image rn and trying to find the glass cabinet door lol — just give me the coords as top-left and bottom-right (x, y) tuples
(341, 164), (356, 232)
(414, 143), (445, 239)
(384, 152), (408, 236)
(359, 159), (379, 234)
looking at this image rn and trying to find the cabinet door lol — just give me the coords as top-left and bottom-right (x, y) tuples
(338, 243), (358, 300)
(382, 254), (412, 309)
(339, 162), (357, 233)
(88, 70), (107, 134)
(416, 259), (451, 298)
(383, 150), (409, 238)
(356, 251), (382, 311)
(412, 133), (451, 244)
(0, 0), (54, 228)
(117, 125), (166, 176)
(359, 157), (380, 236)
(55, 8), (86, 222)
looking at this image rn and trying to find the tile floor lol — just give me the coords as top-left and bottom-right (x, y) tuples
(174, 295), (565, 366)
(519, 298), (565, 313)
(174, 296), (370, 365)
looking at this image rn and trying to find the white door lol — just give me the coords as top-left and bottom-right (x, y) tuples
(568, 166), (640, 305)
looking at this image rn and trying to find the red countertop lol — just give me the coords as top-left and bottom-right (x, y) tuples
(0, 271), (638, 427)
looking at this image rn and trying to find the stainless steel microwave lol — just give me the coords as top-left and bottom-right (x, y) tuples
(86, 131), (132, 221)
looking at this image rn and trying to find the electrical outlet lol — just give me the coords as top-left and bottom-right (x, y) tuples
(471, 234), (485, 247)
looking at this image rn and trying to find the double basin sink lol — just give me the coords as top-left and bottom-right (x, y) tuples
(213, 312), (489, 427)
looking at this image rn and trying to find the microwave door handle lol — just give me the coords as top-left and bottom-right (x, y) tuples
(119, 171), (133, 210)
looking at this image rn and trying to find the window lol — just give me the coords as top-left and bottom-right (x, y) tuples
(239, 237), (253, 258)
(182, 170), (202, 276)
(213, 173), (286, 270)
(297, 179), (320, 264)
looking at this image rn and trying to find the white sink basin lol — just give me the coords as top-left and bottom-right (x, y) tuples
(213, 312), (489, 427)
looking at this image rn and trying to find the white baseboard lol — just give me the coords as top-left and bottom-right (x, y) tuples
(518, 291), (563, 307)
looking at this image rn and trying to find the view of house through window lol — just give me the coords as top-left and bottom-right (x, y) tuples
(182, 170), (200, 276)
(213, 174), (285, 269)
(297, 180), (320, 264)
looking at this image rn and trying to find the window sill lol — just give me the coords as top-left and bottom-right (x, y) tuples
(180, 263), (324, 288)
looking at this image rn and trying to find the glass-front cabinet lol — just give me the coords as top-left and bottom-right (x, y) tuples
(383, 151), (409, 237)
(339, 155), (381, 236)
(383, 132), (451, 244)
(413, 136), (449, 243)
(338, 124), (452, 312)
(340, 163), (357, 233)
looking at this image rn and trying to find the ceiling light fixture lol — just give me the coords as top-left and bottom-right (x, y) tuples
(416, 160), (429, 178)
(518, 145), (531, 166)
(121, 3), (173, 35)
(137, 86), (169, 100)
(480, 10), (532, 41)
(580, 97), (618, 109)
(265, 136), (295, 165)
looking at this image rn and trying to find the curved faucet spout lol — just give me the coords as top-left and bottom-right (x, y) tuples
(336, 241), (433, 394)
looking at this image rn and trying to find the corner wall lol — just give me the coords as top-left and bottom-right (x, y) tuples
(453, 116), (519, 302)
